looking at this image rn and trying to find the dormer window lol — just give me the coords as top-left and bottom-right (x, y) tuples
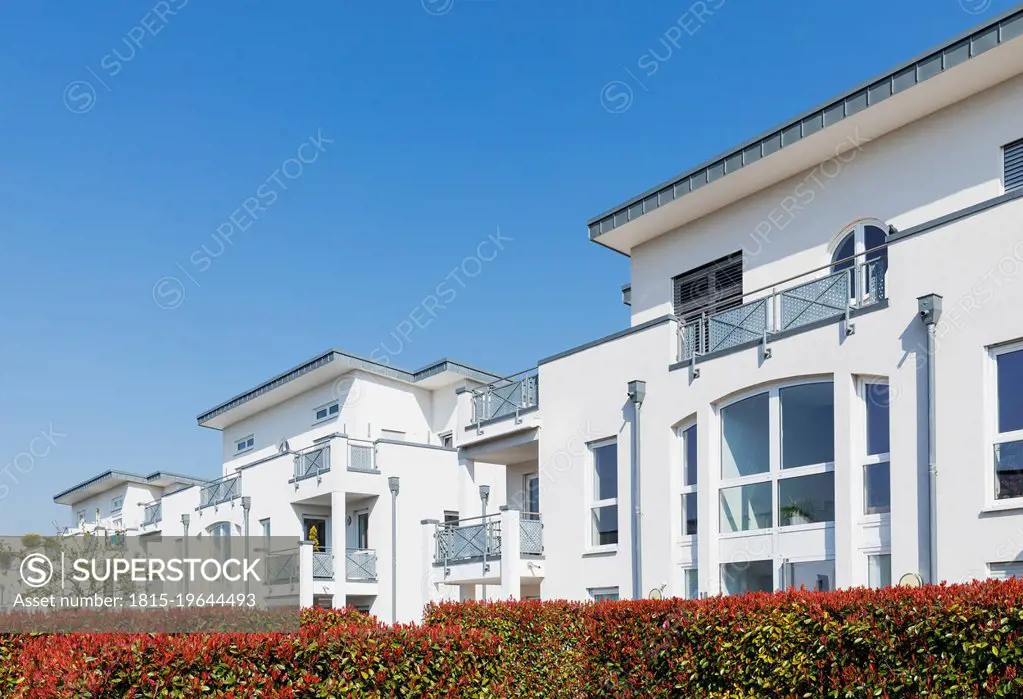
(314, 401), (339, 424)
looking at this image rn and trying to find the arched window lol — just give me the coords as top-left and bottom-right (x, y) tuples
(831, 220), (888, 303)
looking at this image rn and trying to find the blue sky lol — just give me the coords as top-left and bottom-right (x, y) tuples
(0, 0), (1014, 533)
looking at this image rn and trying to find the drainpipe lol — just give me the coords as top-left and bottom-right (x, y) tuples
(241, 497), (251, 597)
(627, 380), (646, 600)
(388, 477), (400, 622)
(181, 514), (190, 597)
(917, 295), (942, 584)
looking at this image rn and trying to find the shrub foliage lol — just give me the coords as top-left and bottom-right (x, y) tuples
(3, 581), (1023, 697)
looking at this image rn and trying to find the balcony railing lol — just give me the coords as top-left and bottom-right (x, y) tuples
(266, 550), (298, 585)
(348, 440), (376, 473)
(199, 474), (240, 509)
(141, 501), (162, 526)
(678, 255), (887, 363)
(306, 549), (378, 581)
(434, 512), (543, 565)
(294, 444), (330, 480)
(346, 549), (378, 581)
(471, 369), (539, 428)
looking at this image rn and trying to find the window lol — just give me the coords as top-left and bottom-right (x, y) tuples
(863, 381), (891, 515)
(1004, 138), (1023, 193)
(590, 440), (618, 547)
(525, 474), (540, 515)
(260, 518), (271, 539)
(719, 383), (835, 539)
(439, 432), (453, 448)
(110, 496), (124, 513)
(785, 560), (835, 591)
(589, 587), (620, 602)
(76, 510), (86, 525)
(381, 429), (406, 441)
(989, 561), (1023, 580)
(683, 568), (699, 600)
(235, 435), (254, 453)
(721, 393), (769, 479)
(680, 425), (698, 537)
(868, 554), (892, 588)
(831, 221), (887, 302)
(993, 345), (1023, 500)
(314, 402), (340, 423)
(721, 560), (773, 595)
(673, 252), (743, 353)
(443, 511), (460, 525)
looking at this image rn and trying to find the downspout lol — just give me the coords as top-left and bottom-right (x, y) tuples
(627, 380), (646, 600)
(917, 295), (942, 584)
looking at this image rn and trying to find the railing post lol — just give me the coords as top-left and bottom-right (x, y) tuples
(845, 268), (856, 336)
(499, 506), (521, 600)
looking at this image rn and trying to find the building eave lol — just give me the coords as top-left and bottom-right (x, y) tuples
(587, 6), (1023, 250)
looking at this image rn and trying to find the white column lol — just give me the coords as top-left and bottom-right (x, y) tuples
(331, 490), (346, 608)
(299, 540), (314, 608)
(420, 519), (439, 608)
(833, 374), (856, 588)
(499, 506), (521, 600)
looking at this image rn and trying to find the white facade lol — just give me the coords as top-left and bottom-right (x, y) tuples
(53, 9), (1023, 613)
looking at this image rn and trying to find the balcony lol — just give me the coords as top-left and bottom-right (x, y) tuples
(141, 501), (162, 527)
(308, 548), (378, 581)
(294, 444), (330, 480)
(434, 512), (543, 566)
(678, 257), (887, 364)
(198, 474), (240, 509)
(347, 440), (376, 473)
(469, 369), (539, 429)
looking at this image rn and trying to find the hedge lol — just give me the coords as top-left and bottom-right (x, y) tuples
(4, 581), (1023, 697)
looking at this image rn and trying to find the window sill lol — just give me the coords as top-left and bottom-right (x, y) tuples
(312, 415), (339, 427)
(980, 499), (1023, 515)
(858, 513), (891, 526)
(582, 545), (618, 557)
(778, 521), (834, 533)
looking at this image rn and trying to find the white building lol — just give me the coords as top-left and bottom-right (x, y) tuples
(54, 7), (1023, 613)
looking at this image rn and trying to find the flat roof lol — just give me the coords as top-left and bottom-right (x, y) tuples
(587, 5), (1023, 241)
(53, 470), (209, 505)
(196, 349), (503, 427)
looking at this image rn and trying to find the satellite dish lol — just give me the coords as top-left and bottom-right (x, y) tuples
(898, 572), (923, 588)
(648, 588), (663, 600)
(278, 439), (290, 454)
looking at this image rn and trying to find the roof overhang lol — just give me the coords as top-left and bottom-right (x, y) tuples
(197, 349), (501, 430)
(588, 7), (1023, 256)
(53, 470), (209, 506)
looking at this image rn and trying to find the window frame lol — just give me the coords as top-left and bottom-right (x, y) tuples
(678, 423), (698, 540)
(588, 586), (620, 602)
(860, 379), (892, 519)
(866, 552), (892, 589)
(587, 438), (619, 552)
(718, 380), (836, 539)
(110, 496), (124, 513)
(990, 341), (1023, 507)
(682, 566), (700, 600)
(439, 432), (453, 448)
(235, 434), (255, 454)
(1002, 138), (1023, 194)
(313, 401), (340, 425)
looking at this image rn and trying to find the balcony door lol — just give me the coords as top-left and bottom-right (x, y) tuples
(303, 517), (327, 552)
(525, 474), (540, 520)
(831, 221), (887, 303)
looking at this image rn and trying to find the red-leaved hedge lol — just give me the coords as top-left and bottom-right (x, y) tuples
(5, 581), (1023, 697)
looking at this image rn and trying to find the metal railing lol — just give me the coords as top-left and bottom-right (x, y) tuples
(678, 253), (887, 364)
(266, 550), (298, 585)
(294, 444), (331, 480)
(312, 550), (333, 579)
(520, 512), (544, 556)
(470, 369), (539, 429)
(199, 474), (240, 509)
(346, 549), (378, 581)
(348, 440), (376, 472)
(435, 514), (502, 565)
(141, 501), (162, 526)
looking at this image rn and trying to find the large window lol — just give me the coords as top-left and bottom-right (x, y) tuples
(994, 345), (1023, 501)
(721, 560), (773, 595)
(863, 382), (891, 515)
(683, 567), (699, 600)
(680, 425), (698, 537)
(868, 554), (892, 589)
(589, 587), (620, 602)
(719, 382), (835, 536)
(590, 440), (618, 547)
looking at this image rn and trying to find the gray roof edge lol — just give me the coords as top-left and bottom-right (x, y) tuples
(537, 314), (675, 367)
(197, 349), (504, 427)
(53, 469), (209, 503)
(587, 5), (1023, 229)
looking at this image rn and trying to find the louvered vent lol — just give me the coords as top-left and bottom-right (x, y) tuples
(1006, 139), (1023, 193)
(673, 252), (743, 321)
